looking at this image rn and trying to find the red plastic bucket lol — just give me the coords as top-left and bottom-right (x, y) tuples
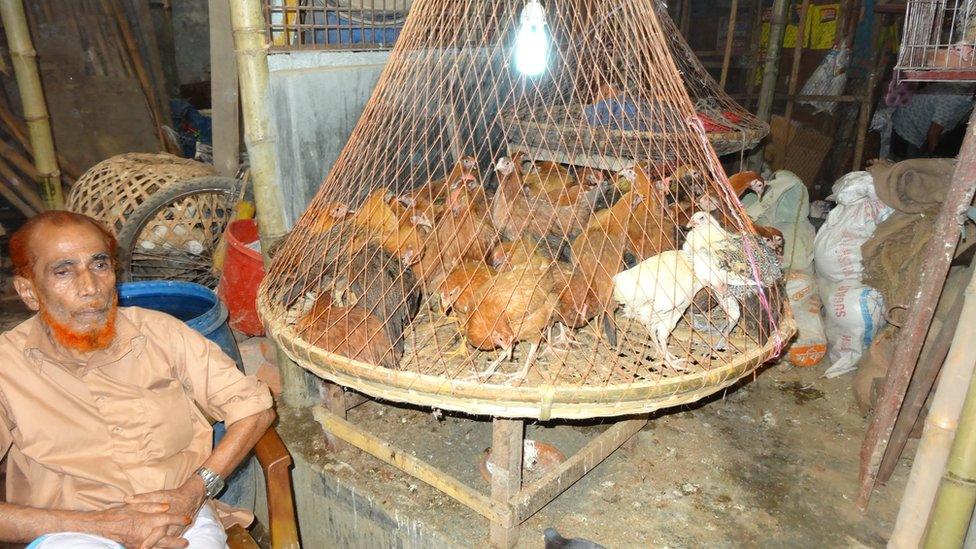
(217, 219), (266, 336)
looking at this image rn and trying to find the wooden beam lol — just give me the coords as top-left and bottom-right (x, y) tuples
(489, 418), (523, 548)
(511, 417), (646, 524)
(852, 69), (879, 170)
(0, 98), (81, 181)
(0, 155), (45, 213)
(858, 109), (976, 510)
(312, 406), (511, 526)
(210, 0), (241, 177)
(719, 0), (740, 89)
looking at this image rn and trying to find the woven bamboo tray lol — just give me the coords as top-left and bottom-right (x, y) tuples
(261, 297), (796, 420)
(502, 105), (768, 171)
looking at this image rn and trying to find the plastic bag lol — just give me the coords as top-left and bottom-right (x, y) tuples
(819, 280), (886, 378)
(786, 270), (827, 367)
(813, 171), (893, 283)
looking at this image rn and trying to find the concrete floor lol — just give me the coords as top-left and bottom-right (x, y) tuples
(278, 362), (910, 548)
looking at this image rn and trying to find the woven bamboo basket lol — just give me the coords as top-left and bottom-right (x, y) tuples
(265, 296), (795, 419)
(66, 153), (216, 235)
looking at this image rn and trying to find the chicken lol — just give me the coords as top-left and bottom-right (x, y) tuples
(682, 211), (782, 349)
(727, 170), (764, 198)
(490, 157), (597, 242)
(523, 160), (576, 199)
(307, 202), (351, 234)
(414, 178), (495, 289)
(403, 155), (480, 217)
(612, 249), (703, 369)
(296, 293), (398, 369)
(488, 236), (558, 272)
(277, 224), (420, 363)
(439, 260), (495, 315)
(347, 189), (429, 267)
(556, 181), (647, 344)
(464, 263), (557, 381)
(616, 163), (677, 260)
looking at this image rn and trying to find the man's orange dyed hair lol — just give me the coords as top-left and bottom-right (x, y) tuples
(9, 211), (117, 279)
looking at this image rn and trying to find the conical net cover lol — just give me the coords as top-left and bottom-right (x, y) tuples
(655, 5), (769, 155)
(259, 0), (792, 418)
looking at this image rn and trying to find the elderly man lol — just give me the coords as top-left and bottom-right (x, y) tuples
(0, 211), (275, 549)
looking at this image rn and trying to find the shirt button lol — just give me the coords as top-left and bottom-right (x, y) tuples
(112, 426), (122, 433)
(95, 396), (105, 403)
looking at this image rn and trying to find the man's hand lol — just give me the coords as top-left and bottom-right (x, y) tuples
(89, 502), (192, 549)
(123, 477), (207, 543)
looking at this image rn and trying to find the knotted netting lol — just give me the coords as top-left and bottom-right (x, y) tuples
(258, 0), (794, 419)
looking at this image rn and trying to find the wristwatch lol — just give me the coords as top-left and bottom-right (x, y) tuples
(195, 466), (225, 498)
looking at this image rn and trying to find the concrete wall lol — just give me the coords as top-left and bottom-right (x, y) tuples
(267, 51), (390, 227)
(172, 0), (211, 86)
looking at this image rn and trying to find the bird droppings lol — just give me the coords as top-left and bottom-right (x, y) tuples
(776, 380), (826, 405)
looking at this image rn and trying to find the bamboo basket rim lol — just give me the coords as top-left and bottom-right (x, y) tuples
(501, 108), (769, 157)
(260, 298), (796, 420)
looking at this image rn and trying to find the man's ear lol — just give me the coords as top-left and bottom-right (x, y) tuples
(13, 277), (39, 311)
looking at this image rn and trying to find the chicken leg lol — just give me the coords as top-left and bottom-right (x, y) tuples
(503, 341), (541, 384)
(712, 288), (741, 352)
(477, 345), (514, 381)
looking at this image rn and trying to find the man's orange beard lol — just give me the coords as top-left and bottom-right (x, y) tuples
(39, 300), (118, 353)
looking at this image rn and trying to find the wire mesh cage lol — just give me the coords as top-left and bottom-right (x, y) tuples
(263, 0), (410, 50)
(259, 0), (795, 420)
(896, 0), (976, 81)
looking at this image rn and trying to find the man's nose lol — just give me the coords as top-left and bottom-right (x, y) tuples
(77, 268), (99, 297)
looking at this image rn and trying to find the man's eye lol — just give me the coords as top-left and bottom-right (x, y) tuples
(93, 261), (108, 270)
(54, 270), (69, 277)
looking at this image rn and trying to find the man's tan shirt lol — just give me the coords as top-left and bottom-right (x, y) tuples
(0, 306), (273, 512)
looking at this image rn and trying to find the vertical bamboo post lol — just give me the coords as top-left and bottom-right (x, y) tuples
(490, 418), (524, 548)
(748, 0), (790, 170)
(923, 316), (976, 546)
(228, 0), (311, 407)
(890, 266), (976, 548)
(0, 0), (63, 209)
(743, 0), (765, 108)
(719, 0), (740, 89)
(851, 69), (878, 170)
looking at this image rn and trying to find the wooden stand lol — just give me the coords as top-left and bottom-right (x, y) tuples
(311, 388), (647, 548)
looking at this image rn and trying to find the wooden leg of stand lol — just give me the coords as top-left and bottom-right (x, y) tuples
(321, 381), (347, 449)
(489, 418), (523, 548)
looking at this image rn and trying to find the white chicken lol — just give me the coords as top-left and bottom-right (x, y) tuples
(681, 211), (782, 349)
(612, 249), (703, 369)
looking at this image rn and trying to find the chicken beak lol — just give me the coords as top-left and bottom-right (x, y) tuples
(411, 214), (433, 229)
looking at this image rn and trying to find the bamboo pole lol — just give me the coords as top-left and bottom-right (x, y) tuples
(742, 0), (765, 108)
(890, 265), (976, 547)
(228, 0), (302, 406)
(719, 0), (740, 89)
(852, 69), (878, 171)
(0, 0), (63, 209)
(922, 282), (976, 546)
(748, 0), (790, 170)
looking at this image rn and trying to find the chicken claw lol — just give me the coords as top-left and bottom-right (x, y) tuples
(549, 324), (582, 351)
(503, 342), (541, 384)
(477, 346), (514, 381)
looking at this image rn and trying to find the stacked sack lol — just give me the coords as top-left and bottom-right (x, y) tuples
(813, 171), (893, 377)
(742, 170), (825, 367)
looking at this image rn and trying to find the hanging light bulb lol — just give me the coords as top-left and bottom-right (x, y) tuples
(513, 0), (549, 76)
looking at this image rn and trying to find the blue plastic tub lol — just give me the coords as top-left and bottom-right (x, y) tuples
(117, 281), (242, 367)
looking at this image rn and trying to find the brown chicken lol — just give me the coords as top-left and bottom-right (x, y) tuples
(464, 263), (558, 381)
(307, 202), (351, 234)
(617, 163), (677, 260)
(348, 189), (428, 266)
(414, 179), (496, 289)
(490, 157), (597, 242)
(439, 260), (495, 315)
(296, 293), (398, 369)
(555, 181), (648, 345)
(404, 155), (480, 217)
(488, 236), (555, 272)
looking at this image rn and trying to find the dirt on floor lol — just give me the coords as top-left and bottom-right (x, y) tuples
(278, 361), (911, 548)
